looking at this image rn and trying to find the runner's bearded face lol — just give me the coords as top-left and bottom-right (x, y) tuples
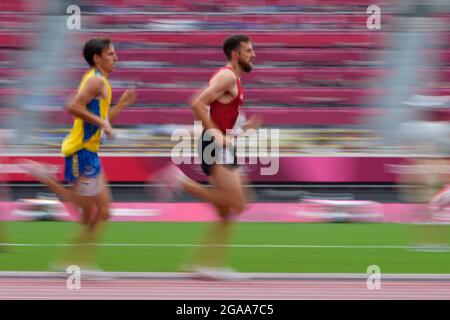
(237, 42), (255, 73)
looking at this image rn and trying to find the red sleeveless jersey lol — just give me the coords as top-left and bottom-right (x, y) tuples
(209, 66), (243, 134)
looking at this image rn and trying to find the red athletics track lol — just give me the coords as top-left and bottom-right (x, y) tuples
(1, 273), (449, 300)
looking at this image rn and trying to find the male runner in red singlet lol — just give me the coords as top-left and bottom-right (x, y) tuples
(155, 35), (261, 279)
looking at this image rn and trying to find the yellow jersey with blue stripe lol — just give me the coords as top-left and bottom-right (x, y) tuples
(61, 68), (111, 157)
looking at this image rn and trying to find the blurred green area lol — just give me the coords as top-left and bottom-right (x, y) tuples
(0, 222), (449, 273)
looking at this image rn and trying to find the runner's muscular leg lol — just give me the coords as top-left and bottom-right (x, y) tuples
(209, 165), (246, 214)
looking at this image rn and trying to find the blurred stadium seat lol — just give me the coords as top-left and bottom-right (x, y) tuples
(0, 0), (449, 155)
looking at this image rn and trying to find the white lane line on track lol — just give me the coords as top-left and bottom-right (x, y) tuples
(0, 243), (431, 249)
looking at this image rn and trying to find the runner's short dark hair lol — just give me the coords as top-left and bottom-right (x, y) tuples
(83, 37), (112, 67)
(223, 35), (250, 61)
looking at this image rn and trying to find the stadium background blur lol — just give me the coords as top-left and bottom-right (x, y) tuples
(1, 0), (450, 275)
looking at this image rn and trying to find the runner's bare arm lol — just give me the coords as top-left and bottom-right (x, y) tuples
(109, 88), (137, 123)
(66, 77), (109, 129)
(190, 70), (236, 133)
(242, 114), (263, 131)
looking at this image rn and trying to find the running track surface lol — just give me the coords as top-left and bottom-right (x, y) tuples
(1, 273), (450, 300)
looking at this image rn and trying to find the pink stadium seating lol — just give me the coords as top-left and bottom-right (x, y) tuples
(1, 0), (449, 128)
(2, 87), (450, 106)
(0, 31), (389, 49)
